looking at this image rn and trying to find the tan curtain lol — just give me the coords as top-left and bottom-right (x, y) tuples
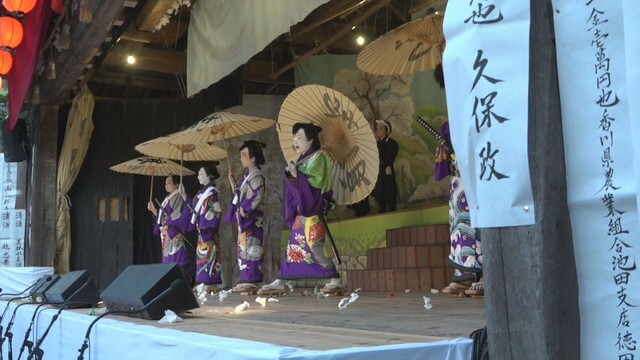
(55, 86), (95, 273)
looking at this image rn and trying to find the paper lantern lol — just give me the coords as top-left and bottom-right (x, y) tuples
(0, 49), (13, 75)
(0, 17), (24, 48)
(2, 0), (37, 14)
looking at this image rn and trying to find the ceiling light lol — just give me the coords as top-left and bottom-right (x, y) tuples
(356, 35), (365, 46)
(126, 55), (136, 65)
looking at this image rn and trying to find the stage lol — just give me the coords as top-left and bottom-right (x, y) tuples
(0, 289), (483, 359)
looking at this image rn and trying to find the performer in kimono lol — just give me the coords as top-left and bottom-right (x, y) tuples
(180, 163), (223, 289)
(224, 140), (267, 294)
(433, 63), (483, 296)
(258, 123), (341, 296)
(147, 175), (190, 277)
(372, 120), (399, 213)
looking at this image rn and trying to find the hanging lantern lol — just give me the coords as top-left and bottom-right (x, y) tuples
(0, 17), (24, 49)
(0, 49), (13, 75)
(2, 0), (37, 14)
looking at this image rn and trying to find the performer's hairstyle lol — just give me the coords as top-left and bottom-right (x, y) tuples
(201, 161), (221, 180)
(434, 63), (445, 89)
(240, 140), (266, 165)
(168, 174), (180, 186)
(292, 122), (322, 148)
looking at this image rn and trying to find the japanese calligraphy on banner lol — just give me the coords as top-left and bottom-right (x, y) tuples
(441, 1), (534, 228)
(0, 238), (24, 267)
(553, 1), (640, 359)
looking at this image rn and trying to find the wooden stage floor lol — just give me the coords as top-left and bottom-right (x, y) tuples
(116, 290), (486, 351)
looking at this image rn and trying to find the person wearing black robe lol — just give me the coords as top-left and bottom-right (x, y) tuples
(373, 120), (399, 213)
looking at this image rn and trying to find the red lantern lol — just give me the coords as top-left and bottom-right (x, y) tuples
(0, 49), (13, 75)
(2, 0), (37, 14)
(0, 17), (24, 48)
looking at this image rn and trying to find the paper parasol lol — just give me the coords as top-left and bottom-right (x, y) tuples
(357, 14), (444, 75)
(277, 84), (379, 205)
(110, 157), (195, 201)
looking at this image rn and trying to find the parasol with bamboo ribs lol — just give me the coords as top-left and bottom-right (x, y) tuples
(277, 84), (379, 205)
(357, 13), (444, 75)
(110, 157), (195, 202)
(135, 136), (227, 183)
(167, 111), (276, 172)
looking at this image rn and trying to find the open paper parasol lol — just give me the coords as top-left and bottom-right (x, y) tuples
(168, 111), (276, 172)
(277, 84), (379, 205)
(110, 157), (195, 201)
(135, 135), (227, 182)
(357, 14), (444, 76)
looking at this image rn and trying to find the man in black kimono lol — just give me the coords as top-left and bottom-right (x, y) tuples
(373, 120), (399, 213)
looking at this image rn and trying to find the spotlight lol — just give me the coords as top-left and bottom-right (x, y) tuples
(126, 55), (136, 65)
(356, 35), (366, 46)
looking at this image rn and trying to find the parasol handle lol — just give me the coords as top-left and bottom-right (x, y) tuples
(223, 135), (232, 174)
(179, 152), (184, 185)
(149, 175), (154, 203)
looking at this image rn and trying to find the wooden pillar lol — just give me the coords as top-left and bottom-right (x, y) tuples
(27, 104), (59, 268)
(483, 1), (581, 358)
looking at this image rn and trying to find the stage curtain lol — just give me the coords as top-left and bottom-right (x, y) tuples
(186, 0), (328, 97)
(6, 0), (52, 131)
(55, 86), (95, 273)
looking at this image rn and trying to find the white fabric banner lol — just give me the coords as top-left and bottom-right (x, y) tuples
(553, 1), (640, 359)
(187, 0), (328, 97)
(442, 1), (534, 228)
(0, 267), (52, 294)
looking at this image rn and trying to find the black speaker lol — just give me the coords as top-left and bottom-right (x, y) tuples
(29, 274), (61, 303)
(100, 263), (198, 320)
(43, 270), (100, 308)
(1, 118), (28, 163)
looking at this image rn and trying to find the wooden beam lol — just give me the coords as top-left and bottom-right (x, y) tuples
(290, 0), (365, 39)
(121, 20), (189, 46)
(484, 0), (580, 359)
(102, 44), (186, 74)
(89, 70), (182, 92)
(273, 0), (392, 79)
(388, 3), (407, 23)
(27, 105), (58, 269)
(136, 0), (177, 32)
(243, 60), (294, 85)
(41, 0), (126, 104)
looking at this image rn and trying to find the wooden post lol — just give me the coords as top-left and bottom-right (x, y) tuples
(483, 1), (581, 358)
(27, 105), (59, 268)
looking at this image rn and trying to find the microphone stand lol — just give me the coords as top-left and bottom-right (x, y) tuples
(15, 295), (92, 360)
(25, 279), (97, 360)
(76, 280), (181, 360)
(0, 281), (47, 360)
(25, 298), (99, 360)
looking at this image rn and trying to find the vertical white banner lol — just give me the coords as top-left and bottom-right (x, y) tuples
(442, 1), (535, 227)
(554, 1), (640, 359)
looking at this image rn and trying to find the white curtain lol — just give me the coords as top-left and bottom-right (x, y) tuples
(187, 0), (328, 97)
(55, 85), (95, 273)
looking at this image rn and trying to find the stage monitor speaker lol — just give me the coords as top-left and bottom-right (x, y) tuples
(100, 263), (198, 320)
(1, 118), (28, 163)
(29, 274), (61, 303)
(43, 270), (100, 308)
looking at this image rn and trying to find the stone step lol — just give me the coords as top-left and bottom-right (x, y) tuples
(385, 224), (450, 247)
(346, 267), (456, 292)
(366, 245), (448, 270)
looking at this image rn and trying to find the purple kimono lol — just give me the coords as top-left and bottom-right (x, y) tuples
(154, 190), (189, 267)
(182, 183), (223, 284)
(434, 120), (482, 282)
(278, 148), (338, 280)
(224, 167), (265, 283)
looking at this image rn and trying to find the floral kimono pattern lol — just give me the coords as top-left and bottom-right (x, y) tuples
(278, 148), (338, 280)
(224, 167), (265, 283)
(154, 190), (189, 267)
